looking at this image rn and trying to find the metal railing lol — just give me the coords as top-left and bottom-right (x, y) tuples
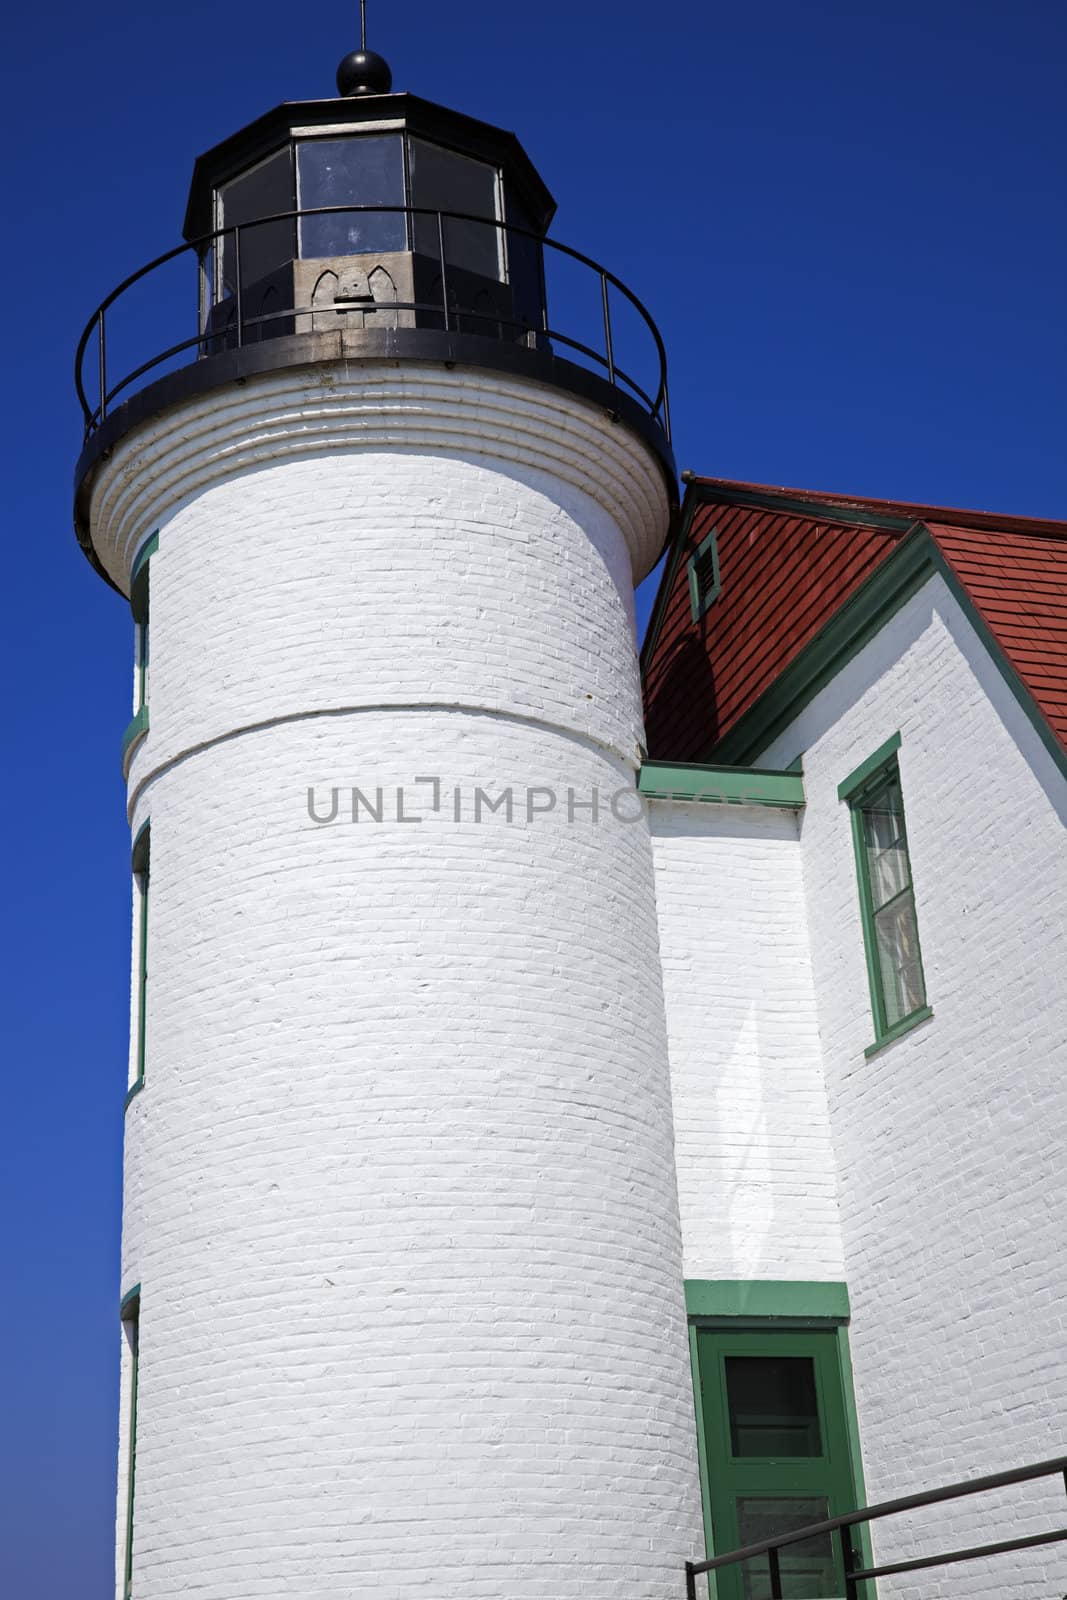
(685, 1454), (1067, 1597)
(74, 204), (670, 445)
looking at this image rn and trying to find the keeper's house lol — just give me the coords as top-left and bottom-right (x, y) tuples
(640, 475), (1067, 1595)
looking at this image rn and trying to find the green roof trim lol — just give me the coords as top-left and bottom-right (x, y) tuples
(685, 1280), (850, 1322)
(639, 761), (805, 808)
(708, 524), (1067, 782)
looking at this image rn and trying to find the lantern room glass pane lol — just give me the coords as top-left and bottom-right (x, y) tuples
(725, 1357), (823, 1458)
(409, 137), (502, 279)
(297, 136), (406, 257)
(216, 148), (295, 298)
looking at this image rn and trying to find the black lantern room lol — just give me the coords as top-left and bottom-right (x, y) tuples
(183, 61), (556, 352)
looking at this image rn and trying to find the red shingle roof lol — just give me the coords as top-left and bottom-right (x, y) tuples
(642, 477), (1067, 764)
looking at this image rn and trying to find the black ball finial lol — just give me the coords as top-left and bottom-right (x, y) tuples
(336, 49), (393, 97)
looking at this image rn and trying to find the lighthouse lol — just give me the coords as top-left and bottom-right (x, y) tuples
(75, 29), (703, 1600)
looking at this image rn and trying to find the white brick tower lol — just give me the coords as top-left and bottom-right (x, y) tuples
(75, 40), (703, 1600)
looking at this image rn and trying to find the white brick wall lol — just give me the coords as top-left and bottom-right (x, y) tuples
(90, 365), (704, 1599)
(650, 801), (844, 1282)
(758, 573), (1067, 1597)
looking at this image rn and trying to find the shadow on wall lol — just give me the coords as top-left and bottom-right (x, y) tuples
(645, 632), (720, 760)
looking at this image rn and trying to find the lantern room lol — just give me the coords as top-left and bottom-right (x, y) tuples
(182, 59), (556, 349)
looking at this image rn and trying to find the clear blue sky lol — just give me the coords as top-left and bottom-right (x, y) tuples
(1, 1), (1064, 1592)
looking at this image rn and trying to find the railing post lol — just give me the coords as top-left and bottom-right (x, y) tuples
(233, 226), (243, 348)
(98, 311), (107, 421)
(767, 1544), (783, 1599)
(600, 271), (616, 386)
(684, 1560), (698, 1600)
(841, 1525), (859, 1600)
(436, 211), (451, 333)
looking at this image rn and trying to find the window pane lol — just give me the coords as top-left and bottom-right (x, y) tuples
(736, 1497), (837, 1600)
(217, 148), (295, 297)
(297, 136), (406, 257)
(860, 779), (910, 909)
(409, 137), (501, 279)
(725, 1356), (822, 1457)
(874, 891), (925, 1026)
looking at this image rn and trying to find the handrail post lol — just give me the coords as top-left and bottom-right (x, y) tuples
(600, 271), (616, 386)
(437, 211), (451, 333)
(767, 1543), (783, 1599)
(98, 311), (107, 421)
(841, 1525), (859, 1600)
(233, 226), (243, 348)
(684, 1560), (697, 1600)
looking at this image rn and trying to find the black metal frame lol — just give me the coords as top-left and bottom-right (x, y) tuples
(74, 203), (671, 445)
(684, 1453), (1067, 1598)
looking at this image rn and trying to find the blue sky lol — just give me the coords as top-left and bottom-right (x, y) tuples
(1, 1), (1064, 1592)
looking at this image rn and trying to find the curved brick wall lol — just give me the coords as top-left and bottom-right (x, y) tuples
(91, 364), (703, 1599)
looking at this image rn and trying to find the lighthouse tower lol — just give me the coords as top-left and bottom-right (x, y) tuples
(75, 35), (703, 1600)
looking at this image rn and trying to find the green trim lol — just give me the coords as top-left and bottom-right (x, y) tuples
(709, 526), (932, 766)
(838, 733), (902, 801)
(688, 527), (721, 621)
(844, 746), (929, 1047)
(700, 484), (913, 532)
(131, 821), (151, 875)
(639, 762), (805, 808)
(123, 1297), (140, 1599)
(924, 539), (1067, 784)
(685, 1281), (850, 1322)
(688, 1322), (717, 1592)
(835, 1326), (876, 1599)
(129, 532), (158, 625)
(864, 1003), (934, 1058)
(124, 1078), (145, 1110)
(122, 706), (149, 776)
(132, 824), (150, 1092)
(119, 1283), (141, 1321)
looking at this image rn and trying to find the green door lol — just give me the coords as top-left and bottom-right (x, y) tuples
(695, 1327), (857, 1599)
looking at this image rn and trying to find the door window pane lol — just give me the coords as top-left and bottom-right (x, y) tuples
(409, 137), (502, 279)
(216, 148), (295, 298)
(297, 136), (406, 257)
(736, 1497), (836, 1599)
(725, 1356), (822, 1457)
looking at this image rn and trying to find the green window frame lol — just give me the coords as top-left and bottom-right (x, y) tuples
(120, 1286), (141, 1599)
(838, 734), (932, 1055)
(686, 1283), (872, 1600)
(129, 823), (150, 1101)
(130, 533), (157, 715)
(688, 528), (721, 621)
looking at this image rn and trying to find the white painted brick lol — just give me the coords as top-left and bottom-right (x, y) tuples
(90, 365), (703, 1599)
(650, 801), (844, 1281)
(758, 573), (1067, 1598)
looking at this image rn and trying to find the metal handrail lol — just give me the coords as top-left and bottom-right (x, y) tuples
(74, 204), (670, 444)
(684, 1452), (1067, 1598)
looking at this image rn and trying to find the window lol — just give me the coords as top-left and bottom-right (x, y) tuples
(215, 147), (296, 300)
(409, 137), (503, 280)
(296, 135), (406, 258)
(130, 534), (157, 716)
(120, 1288), (140, 1599)
(692, 1322), (863, 1600)
(130, 824), (150, 1096)
(688, 528), (721, 620)
(839, 734), (930, 1052)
